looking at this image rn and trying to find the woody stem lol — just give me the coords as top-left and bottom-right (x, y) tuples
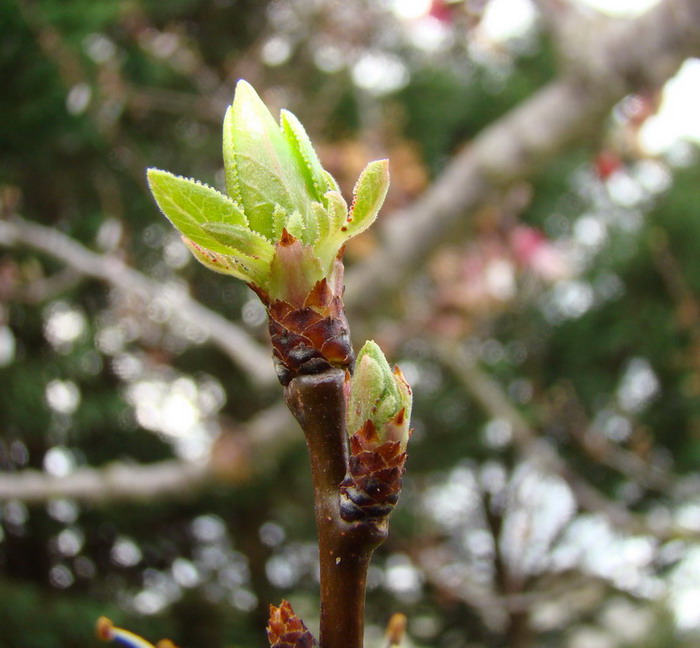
(285, 370), (388, 648)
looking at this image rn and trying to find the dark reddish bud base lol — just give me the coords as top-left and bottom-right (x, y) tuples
(340, 421), (408, 522)
(267, 600), (317, 648)
(254, 276), (354, 386)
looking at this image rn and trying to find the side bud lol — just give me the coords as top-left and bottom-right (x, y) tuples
(267, 600), (317, 648)
(340, 341), (412, 521)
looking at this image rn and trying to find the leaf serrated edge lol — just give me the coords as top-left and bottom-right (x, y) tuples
(280, 109), (327, 202)
(200, 222), (275, 261)
(222, 105), (245, 206)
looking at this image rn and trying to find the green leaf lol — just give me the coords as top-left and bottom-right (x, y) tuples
(313, 190), (349, 268)
(201, 222), (274, 261)
(147, 168), (248, 254)
(182, 237), (251, 281)
(301, 205), (319, 246)
(347, 340), (411, 447)
(325, 190), (348, 232)
(321, 169), (340, 194)
(222, 80), (310, 239)
(222, 105), (244, 206)
(183, 236), (270, 285)
(271, 203), (288, 241)
(346, 159), (390, 238)
(285, 210), (305, 241)
(311, 201), (330, 242)
(281, 109), (328, 203)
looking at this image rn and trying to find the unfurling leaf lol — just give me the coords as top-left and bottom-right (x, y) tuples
(281, 109), (329, 204)
(201, 222), (274, 261)
(346, 159), (390, 237)
(147, 169), (247, 253)
(346, 340), (412, 450)
(223, 80), (311, 239)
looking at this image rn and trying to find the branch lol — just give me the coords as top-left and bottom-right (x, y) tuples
(345, 0), (700, 312)
(0, 401), (294, 504)
(0, 216), (277, 387)
(0, 460), (211, 504)
(430, 340), (665, 537)
(561, 392), (676, 494)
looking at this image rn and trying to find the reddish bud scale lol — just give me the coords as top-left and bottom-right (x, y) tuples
(267, 600), (317, 648)
(340, 421), (408, 521)
(256, 275), (354, 386)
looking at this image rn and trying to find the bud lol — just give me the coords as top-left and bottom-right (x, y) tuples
(267, 600), (317, 648)
(147, 80), (390, 384)
(346, 341), (412, 450)
(341, 341), (412, 521)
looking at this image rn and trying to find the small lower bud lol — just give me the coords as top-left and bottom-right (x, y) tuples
(339, 427), (407, 522)
(267, 600), (317, 648)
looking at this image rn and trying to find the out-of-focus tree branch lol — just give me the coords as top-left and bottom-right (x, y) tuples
(0, 401), (295, 504)
(0, 459), (211, 504)
(345, 0), (700, 313)
(430, 339), (686, 539)
(0, 216), (277, 387)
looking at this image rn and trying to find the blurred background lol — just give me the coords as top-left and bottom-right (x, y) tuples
(1, 0), (700, 646)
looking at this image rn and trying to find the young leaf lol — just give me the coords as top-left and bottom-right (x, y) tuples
(301, 204), (320, 245)
(270, 203), (288, 242)
(222, 104), (244, 206)
(223, 80), (308, 239)
(147, 169), (247, 254)
(285, 210), (306, 241)
(325, 191), (348, 232)
(182, 237), (250, 280)
(321, 169), (340, 194)
(313, 190), (349, 268)
(201, 222), (275, 261)
(311, 201), (330, 242)
(182, 237), (269, 284)
(345, 159), (390, 237)
(281, 109), (328, 203)
(348, 346), (386, 433)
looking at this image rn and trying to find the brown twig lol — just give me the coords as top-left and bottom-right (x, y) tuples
(284, 370), (388, 648)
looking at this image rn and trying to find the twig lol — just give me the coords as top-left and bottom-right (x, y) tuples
(284, 370), (388, 648)
(0, 216), (276, 387)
